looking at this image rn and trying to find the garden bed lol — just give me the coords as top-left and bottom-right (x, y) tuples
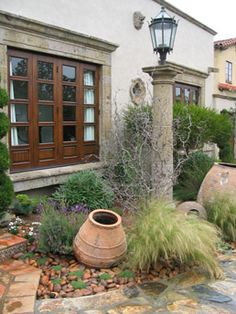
(6, 214), (190, 300)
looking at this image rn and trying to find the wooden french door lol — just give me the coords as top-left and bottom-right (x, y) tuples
(8, 49), (99, 172)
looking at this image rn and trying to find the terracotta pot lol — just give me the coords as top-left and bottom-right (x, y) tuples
(176, 201), (207, 219)
(197, 162), (236, 205)
(73, 209), (127, 268)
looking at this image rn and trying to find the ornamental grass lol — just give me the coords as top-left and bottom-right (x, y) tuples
(205, 193), (236, 242)
(127, 199), (221, 278)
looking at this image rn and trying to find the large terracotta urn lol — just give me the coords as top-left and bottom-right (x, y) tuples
(73, 209), (127, 268)
(197, 162), (236, 205)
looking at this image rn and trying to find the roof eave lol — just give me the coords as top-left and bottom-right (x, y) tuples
(153, 0), (217, 36)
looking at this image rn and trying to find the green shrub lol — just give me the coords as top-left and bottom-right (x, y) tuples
(0, 88), (13, 217)
(52, 265), (62, 271)
(218, 142), (234, 163)
(110, 207), (124, 216)
(174, 152), (214, 201)
(52, 170), (114, 210)
(20, 252), (34, 260)
(13, 194), (34, 216)
(118, 270), (135, 279)
(0, 112), (10, 138)
(205, 193), (236, 242)
(0, 87), (9, 108)
(173, 103), (233, 161)
(217, 110), (234, 162)
(39, 202), (86, 255)
(69, 270), (84, 278)
(37, 257), (47, 266)
(51, 278), (62, 285)
(0, 173), (14, 217)
(71, 280), (86, 290)
(99, 273), (112, 280)
(127, 199), (220, 277)
(0, 142), (10, 170)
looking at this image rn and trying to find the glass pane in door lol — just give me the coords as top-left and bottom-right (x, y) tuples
(10, 57), (27, 76)
(84, 126), (95, 141)
(39, 126), (54, 143)
(10, 81), (28, 99)
(84, 108), (94, 123)
(63, 65), (76, 82)
(84, 70), (94, 86)
(38, 83), (53, 100)
(38, 61), (53, 80)
(63, 126), (76, 141)
(63, 86), (76, 102)
(39, 105), (53, 122)
(84, 89), (94, 104)
(11, 104), (28, 122)
(11, 126), (29, 145)
(63, 106), (76, 121)
(184, 88), (190, 104)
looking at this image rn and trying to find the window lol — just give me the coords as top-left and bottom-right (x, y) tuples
(174, 83), (200, 105)
(225, 61), (232, 83)
(8, 49), (99, 172)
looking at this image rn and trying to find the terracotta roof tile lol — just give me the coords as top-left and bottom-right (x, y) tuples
(218, 83), (236, 92)
(214, 38), (236, 48)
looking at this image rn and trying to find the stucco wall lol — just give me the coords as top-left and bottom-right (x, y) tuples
(214, 46), (236, 91)
(0, 0), (215, 108)
(213, 96), (235, 112)
(214, 46), (236, 112)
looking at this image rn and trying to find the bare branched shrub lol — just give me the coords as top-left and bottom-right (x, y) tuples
(103, 103), (153, 209)
(103, 102), (192, 209)
(103, 101), (230, 208)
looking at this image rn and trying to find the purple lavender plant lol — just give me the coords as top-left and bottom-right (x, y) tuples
(69, 204), (89, 215)
(36, 198), (90, 216)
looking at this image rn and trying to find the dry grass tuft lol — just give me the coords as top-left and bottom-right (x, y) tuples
(127, 199), (221, 278)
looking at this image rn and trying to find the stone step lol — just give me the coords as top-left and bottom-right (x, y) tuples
(0, 233), (27, 262)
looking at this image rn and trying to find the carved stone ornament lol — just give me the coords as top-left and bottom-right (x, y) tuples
(133, 11), (145, 30)
(130, 78), (146, 105)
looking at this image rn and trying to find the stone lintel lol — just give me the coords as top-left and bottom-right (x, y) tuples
(0, 10), (119, 53)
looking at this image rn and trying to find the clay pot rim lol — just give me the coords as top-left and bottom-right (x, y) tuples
(89, 209), (121, 229)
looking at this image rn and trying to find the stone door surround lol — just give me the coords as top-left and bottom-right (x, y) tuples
(0, 10), (118, 191)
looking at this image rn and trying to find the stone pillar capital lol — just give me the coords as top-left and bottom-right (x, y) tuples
(142, 64), (183, 85)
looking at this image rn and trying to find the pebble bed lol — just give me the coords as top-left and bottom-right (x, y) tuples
(7, 219), (195, 300)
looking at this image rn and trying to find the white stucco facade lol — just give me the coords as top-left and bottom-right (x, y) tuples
(0, 0), (217, 190)
(0, 0), (216, 107)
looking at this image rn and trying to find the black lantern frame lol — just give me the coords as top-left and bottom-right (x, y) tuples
(149, 7), (178, 65)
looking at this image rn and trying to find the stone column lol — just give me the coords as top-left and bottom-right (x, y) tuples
(143, 64), (182, 200)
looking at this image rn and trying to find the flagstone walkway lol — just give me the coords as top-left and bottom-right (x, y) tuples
(0, 233), (41, 314)
(35, 252), (236, 314)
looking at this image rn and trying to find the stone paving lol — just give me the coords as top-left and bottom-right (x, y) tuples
(0, 259), (41, 314)
(0, 233), (41, 314)
(35, 251), (236, 314)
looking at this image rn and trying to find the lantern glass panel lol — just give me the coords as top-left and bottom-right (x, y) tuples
(149, 23), (157, 50)
(155, 23), (163, 48)
(163, 22), (172, 48)
(170, 23), (177, 49)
